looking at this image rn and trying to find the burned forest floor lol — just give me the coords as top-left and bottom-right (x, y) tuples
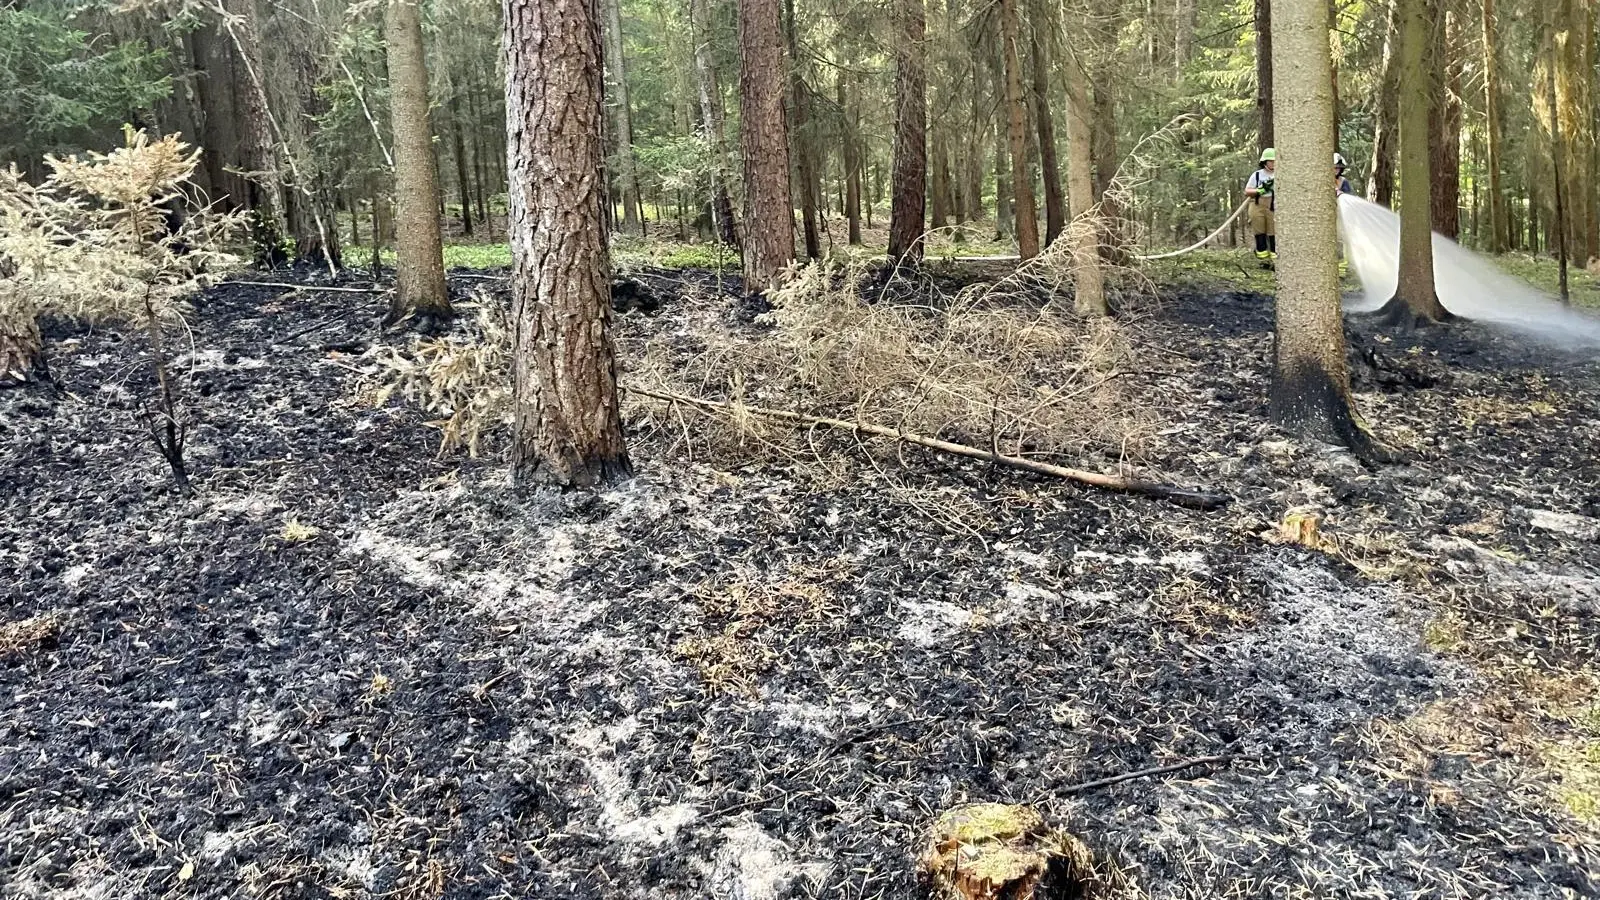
(3, 261), (1599, 900)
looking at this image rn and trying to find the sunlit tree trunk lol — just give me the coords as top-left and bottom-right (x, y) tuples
(889, 0), (927, 262)
(1270, 0), (1369, 451)
(385, 0), (450, 323)
(689, 0), (740, 248)
(1174, 0), (1197, 73)
(1029, 14), (1066, 246)
(738, 0), (795, 291)
(1367, 0), (1399, 205)
(999, 0), (1039, 258)
(1482, 0), (1508, 252)
(601, 0), (643, 235)
(1383, 0), (1450, 323)
(505, 0), (631, 489)
(784, 0), (821, 259)
(1063, 44), (1105, 316)
(1543, 6), (1571, 300)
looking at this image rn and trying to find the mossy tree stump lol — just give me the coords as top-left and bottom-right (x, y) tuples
(918, 803), (1095, 900)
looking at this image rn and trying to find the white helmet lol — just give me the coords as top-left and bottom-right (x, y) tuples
(1333, 152), (1348, 169)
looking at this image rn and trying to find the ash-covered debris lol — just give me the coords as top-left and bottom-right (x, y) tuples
(2, 272), (1597, 899)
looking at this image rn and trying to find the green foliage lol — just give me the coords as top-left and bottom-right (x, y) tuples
(0, 1), (172, 169)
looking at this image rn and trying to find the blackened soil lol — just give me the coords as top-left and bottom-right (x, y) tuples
(2, 269), (1597, 900)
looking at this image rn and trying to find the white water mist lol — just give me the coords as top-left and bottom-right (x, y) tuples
(1337, 194), (1600, 349)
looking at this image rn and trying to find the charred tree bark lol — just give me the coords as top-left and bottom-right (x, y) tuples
(1381, 0), (1451, 324)
(690, 0), (740, 248)
(738, 0), (796, 291)
(888, 0), (928, 263)
(1269, 0), (1372, 455)
(0, 303), (45, 386)
(505, 0), (632, 489)
(385, 0), (450, 323)
(999, 0), (1039, 258)
(1482, 0), (1508, 252)
(601, 0), (643, 235)
(1029, 14), (1066, 247)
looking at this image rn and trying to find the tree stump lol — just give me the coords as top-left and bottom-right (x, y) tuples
(918, 803), (1095, 900)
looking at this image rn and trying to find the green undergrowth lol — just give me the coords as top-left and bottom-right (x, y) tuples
(1493, 253), (1600, 309)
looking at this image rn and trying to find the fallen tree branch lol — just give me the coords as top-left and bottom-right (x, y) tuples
(626, 386), (1230, 510)
(1047, 753), (1242, 798)
(227, 280), (388, 294)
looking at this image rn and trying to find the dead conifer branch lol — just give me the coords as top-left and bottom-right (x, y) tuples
(626, 385), (1229, 510)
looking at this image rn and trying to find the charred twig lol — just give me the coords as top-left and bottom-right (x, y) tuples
(627, 386), (1231, 510)
(274, 316), (342, 344)
(228, 280), (388, 294)
(1046, 753), (1243, 799)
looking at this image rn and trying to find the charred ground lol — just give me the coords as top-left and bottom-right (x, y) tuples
(2, 267), (1597, 899)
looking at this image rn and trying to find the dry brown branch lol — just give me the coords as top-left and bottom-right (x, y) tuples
(626, 385), (1228, 509)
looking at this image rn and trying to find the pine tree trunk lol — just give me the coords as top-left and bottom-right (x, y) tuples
(930, 127), (950, 229)
(739, 0), (796, 291)
(1091, 69), (1128, 264)
(1482, 0), (1508, 252)
(784, 0), (821, 260)
(690, 0), (740, 248)
(1429, 6), (1461, 239)
(842, 74), (863, 244)
(1368, 0), (1400, 205)
(385, 0), (450, 322)
(0, 301), (44, 386)
(966, 78), (986, 222)
(999, 0), (1039, 258)
(889, 0), (928, 262)
(451, 92), (475, 238)
(1269, 0), (1368, 451)
(600, 0), (643, 235)
(1063, 45), (1105, 316)
(505, 0), (631, 489)
(1544, 6), (1571, 300)
(1385, 0), (1450, 322)
(1029, 15), (1066, 247)
(222, 0), (288, 264)
(1255, 0), (1274, 150)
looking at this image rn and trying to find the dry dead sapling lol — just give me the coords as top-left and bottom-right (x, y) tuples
(0, 130), (245, 489)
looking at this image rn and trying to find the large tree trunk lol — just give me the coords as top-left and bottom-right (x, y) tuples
(841, 73), (863, 245)
(1429, 7), (1462, 239)
(739, 0), (795, 291)
(385, 0), (450, 323)
(690, 0), (740, 248)
(888, 0), (927, 262)
(999, 0), (1039, 258)
(601, 0), (643, 235)
(1481, 0), (1508, 252)
(1255, 0), (1274, 151)
(504, 0), (632, 489)
(1029, 14), (1066, 247)
(1063, 45), (1105, 317)
(1384, 0), (1450, 323)
(1554, 0), (1597, 266)
(1269, 0), (1368, 451)
(1367, 0), (1400, 205)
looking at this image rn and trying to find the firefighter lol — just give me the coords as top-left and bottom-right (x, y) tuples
(1245, 148), (1277, 267)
